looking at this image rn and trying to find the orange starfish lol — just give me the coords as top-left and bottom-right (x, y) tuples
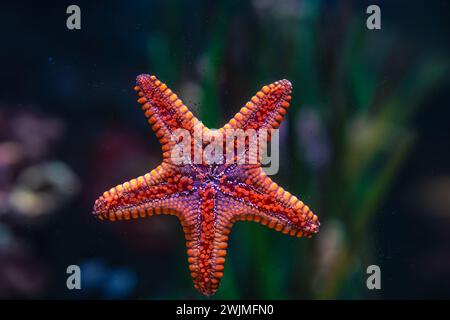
(93, 74), (320, 296)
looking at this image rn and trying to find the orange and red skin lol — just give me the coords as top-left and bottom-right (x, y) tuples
(93, 74), (320, 296)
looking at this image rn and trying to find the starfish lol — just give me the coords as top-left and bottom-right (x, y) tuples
(93, 74), (320, 296)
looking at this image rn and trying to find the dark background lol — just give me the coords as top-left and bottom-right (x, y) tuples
(0, 0), (449, 299)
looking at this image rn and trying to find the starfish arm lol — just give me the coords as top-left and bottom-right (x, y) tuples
(92, 163), (194, 222)
(182, 185), (231, 296)
(223, 79), (292, 132)
(221, 167), (320, 237)
(134, 74), (205, 160)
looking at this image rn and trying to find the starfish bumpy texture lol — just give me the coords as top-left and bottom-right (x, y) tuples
(93, 74), (320, 296)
